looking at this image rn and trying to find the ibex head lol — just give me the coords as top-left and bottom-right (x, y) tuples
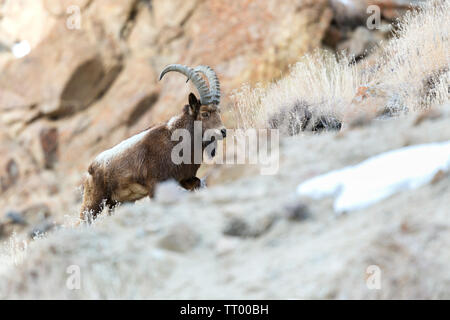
(159, 64), (226, 139)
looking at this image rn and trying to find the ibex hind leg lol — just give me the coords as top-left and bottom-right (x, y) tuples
(79, 174), (106, 223)
(147, 179), (157, 199)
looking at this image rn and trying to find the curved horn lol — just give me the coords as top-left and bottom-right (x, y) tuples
(159, 64), (212, 105)
(194, 65), (221, 105)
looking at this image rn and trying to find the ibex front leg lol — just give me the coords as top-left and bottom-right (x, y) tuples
(179, 177), (202, 191)
(79, 175), (105, 223)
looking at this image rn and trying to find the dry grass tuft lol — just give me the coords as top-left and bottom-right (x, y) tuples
(230, 51), (366, 130)
(0, 233), (28, 276)
(376, 0), (449, 112)
(230, 0), (449, 132)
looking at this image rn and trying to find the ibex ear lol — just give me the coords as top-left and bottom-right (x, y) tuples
(188, 93), (200, 115)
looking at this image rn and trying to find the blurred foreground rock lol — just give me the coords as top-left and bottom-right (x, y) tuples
(157, 223), (199, 253)
(1, 108), (449, 299)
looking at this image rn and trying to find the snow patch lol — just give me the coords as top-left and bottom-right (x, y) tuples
(297, 141), (450, 213)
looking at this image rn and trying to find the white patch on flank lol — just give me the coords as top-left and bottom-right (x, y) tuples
(297, 141), (450, 214)
(95, 129), (150, 165)
(167, 115), (181, 129)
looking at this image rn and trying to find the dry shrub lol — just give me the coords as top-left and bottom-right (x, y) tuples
(0, 233), (28, 276)
(230, 51), (366, 130)
(230, 0), (449, 132)
(375, 0), (449, 112)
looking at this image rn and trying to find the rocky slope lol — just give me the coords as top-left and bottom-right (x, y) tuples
(1, 105), (449, 299)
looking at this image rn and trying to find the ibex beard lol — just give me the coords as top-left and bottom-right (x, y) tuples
(79, 65), (226, 222)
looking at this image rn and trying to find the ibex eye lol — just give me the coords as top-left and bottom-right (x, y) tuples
(202, 112), (209, 117)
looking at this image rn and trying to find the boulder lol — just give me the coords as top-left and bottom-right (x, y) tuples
(157, 223), (199, 253)
(223, 214), (277, 238)
(0, 23), (122, 127)
(283, 201), (311, 221)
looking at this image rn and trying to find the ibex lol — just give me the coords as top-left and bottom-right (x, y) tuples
(79, 64), (226, 221)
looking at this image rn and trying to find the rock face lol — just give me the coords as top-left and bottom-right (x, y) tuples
(0, 0), (333, 235)
(330, 0), (426, 25)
